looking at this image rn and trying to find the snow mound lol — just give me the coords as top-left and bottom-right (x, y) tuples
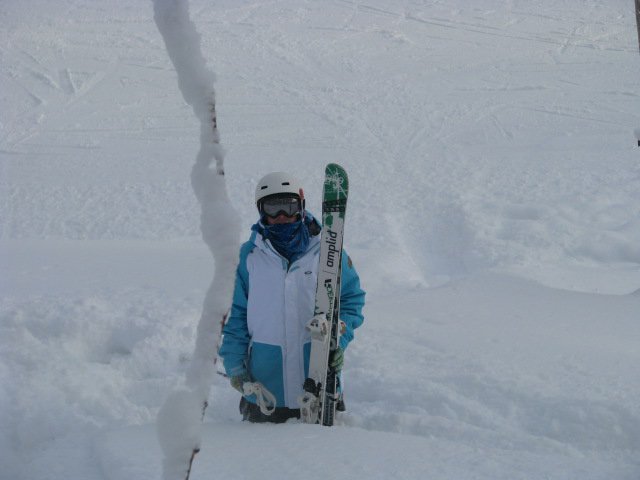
(97, 422), (637, 480)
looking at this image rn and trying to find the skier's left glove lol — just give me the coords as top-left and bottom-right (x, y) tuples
(330, 347), (344, 372)
(229, 372), (251, 394)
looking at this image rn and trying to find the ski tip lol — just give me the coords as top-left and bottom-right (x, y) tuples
(323, 164), (349, 202)
(324, 163), (348, 189)
(325, 163), (346, 174)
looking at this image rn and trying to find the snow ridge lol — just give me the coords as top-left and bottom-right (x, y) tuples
(152, 1), (240, 479)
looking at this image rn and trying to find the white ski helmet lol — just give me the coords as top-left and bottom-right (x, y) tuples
(255, 172), (303, 208)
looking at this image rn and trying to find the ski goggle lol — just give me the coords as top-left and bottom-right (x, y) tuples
(260, 195), (302, 218)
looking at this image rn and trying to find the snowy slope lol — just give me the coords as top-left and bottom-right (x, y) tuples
(2, 1), (640, 479)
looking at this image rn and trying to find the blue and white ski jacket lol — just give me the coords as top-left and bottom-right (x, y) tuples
(219, 215), (365, 408)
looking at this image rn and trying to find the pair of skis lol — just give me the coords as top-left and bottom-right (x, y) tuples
(299, 163), (349, 426)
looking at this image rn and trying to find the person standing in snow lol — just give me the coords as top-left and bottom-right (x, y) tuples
(219, 172), (365, 423)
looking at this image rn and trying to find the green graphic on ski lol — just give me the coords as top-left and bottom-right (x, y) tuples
(299, 163), (348, 426)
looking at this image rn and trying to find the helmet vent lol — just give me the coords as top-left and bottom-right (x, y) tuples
(281, 182), (290, 185)
(260, 186), (268, 190)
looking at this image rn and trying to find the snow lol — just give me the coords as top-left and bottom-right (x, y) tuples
(1, 1), (640, 479)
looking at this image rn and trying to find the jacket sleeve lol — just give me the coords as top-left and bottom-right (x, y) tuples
(218, 244), (252, 377)
(339, 251), (365, 350)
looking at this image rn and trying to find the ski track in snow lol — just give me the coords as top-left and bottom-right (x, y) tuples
(1, 0), (640, 479)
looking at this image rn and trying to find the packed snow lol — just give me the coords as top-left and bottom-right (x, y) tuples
(1, 1), (640, 479)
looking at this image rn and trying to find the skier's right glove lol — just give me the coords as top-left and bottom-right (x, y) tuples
(330, 347), (344, 372)
(230, 372), (251, 394)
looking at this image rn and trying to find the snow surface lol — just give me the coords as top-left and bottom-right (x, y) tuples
(2, 1), (640, 479)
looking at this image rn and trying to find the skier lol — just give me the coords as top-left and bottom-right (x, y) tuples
(219, 171), (365, 423)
